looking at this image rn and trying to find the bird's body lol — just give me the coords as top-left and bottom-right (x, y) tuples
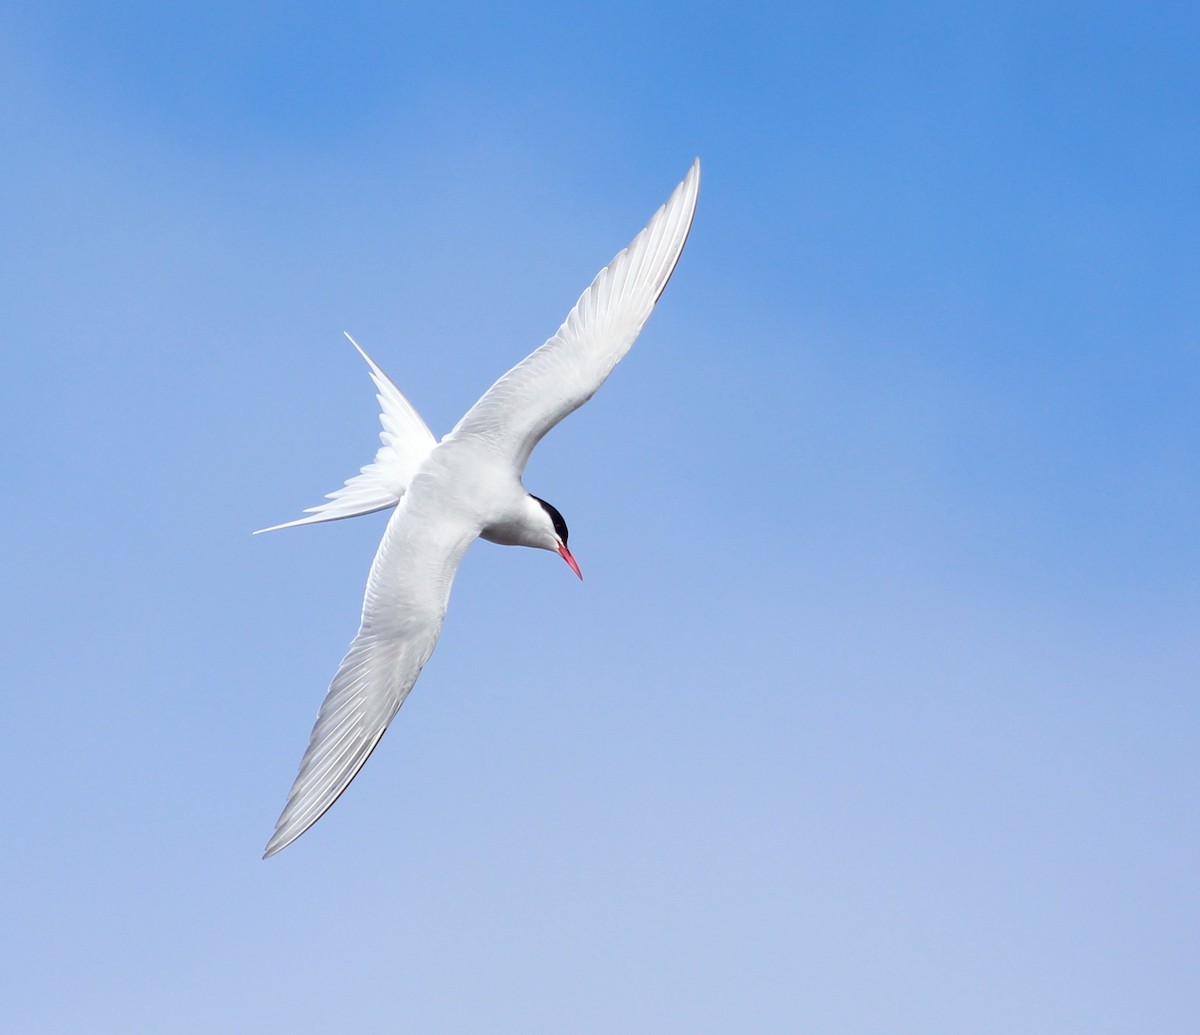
(260, 160), (700, 857)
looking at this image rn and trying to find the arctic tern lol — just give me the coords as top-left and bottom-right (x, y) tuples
(260, 159), (700, 857)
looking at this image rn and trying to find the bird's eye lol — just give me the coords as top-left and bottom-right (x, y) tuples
(531, 495), (569, 543)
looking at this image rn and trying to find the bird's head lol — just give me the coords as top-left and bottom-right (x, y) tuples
(529, 495), (583, 580)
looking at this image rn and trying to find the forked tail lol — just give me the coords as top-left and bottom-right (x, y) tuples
(255, 334), (437, 534)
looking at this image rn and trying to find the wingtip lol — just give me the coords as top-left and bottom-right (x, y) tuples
(686, 159), (701, 202)
(262, 820), (300, 859)
(662, 159), (700, 229)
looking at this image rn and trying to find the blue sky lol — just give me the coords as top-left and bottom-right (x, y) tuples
(2, 2), (1197, 1031)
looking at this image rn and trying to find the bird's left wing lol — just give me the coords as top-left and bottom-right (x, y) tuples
(445, 159), (700, 472)
(263, 480), (478, 858)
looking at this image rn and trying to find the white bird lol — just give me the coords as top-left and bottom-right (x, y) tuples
(260, 160), (700, 858)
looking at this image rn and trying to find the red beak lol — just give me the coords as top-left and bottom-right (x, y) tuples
(557, 542), (583, 580)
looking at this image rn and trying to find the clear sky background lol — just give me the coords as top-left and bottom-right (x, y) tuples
(2, 3), (1197, 1032)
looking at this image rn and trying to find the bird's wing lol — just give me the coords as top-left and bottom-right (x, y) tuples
(263, 480), (478, 857)
(445, 159), (699, 472)
(255, 335), (437, 534)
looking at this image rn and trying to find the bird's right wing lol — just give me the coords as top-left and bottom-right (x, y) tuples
(445, 159), (700, 472)
(256, 335), (437, 534)
(263, 481), (478, 858)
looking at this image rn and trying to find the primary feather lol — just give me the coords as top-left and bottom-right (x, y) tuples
(447, 159), (700, 472)
(263, 480), (476, 858)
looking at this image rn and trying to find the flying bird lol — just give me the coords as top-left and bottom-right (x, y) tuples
(260, 160), (700, 857)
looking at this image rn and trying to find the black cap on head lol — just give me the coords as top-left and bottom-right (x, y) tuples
(530, 495), (568, 544)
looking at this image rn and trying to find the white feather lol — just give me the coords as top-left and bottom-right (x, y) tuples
(446, 159), (700, 471)
(255, 335), (436, 534)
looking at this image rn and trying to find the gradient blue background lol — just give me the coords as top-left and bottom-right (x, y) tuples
(3, 3), (1197, 1032)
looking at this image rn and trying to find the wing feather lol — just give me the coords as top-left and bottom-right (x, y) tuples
(445, 159), (700, 470)
(263, 482), (478, 858)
